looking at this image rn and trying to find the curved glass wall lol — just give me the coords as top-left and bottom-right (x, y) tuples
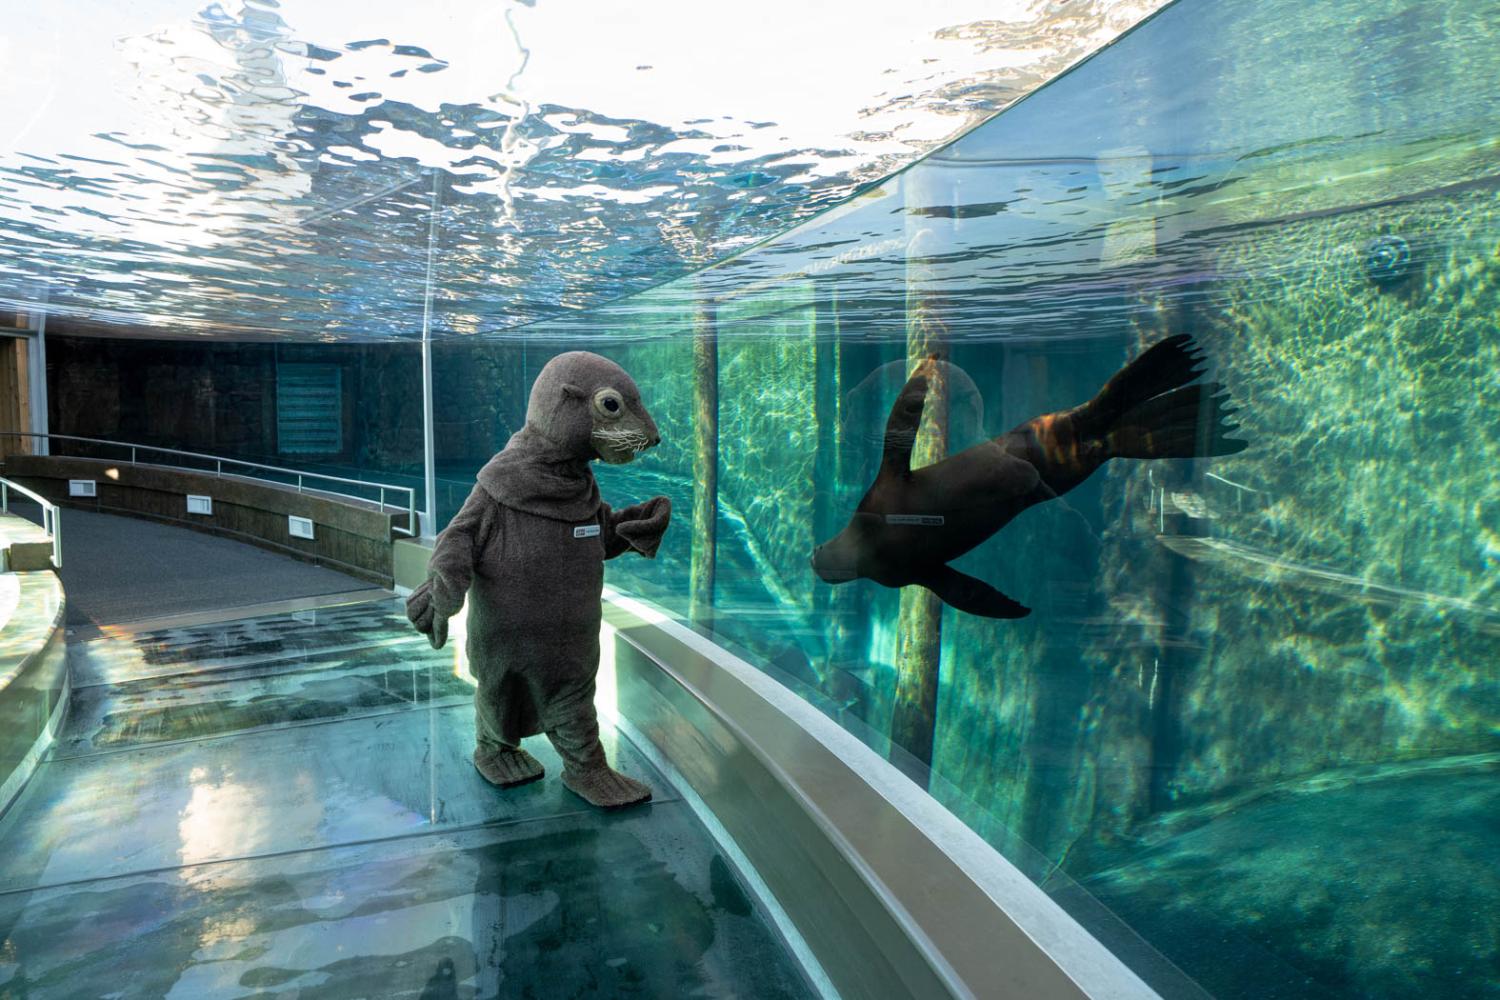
(425, 0), (1500, 996)
(9, 0), (1499, 996)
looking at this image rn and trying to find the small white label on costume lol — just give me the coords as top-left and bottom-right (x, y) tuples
(574, 524), (601, 538)
(886, 514), (945, 526)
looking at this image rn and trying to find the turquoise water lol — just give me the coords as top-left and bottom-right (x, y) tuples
(10, 0), (1500, 996)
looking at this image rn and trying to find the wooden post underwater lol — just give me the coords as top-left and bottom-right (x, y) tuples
(889, 163), (956, 786)
(812, 282), (840, 548)
(811, 281), (855, 697)
(689, 292), (719, 626)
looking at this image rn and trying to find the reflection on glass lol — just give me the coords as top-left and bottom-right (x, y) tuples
(178, 764), (281, 867)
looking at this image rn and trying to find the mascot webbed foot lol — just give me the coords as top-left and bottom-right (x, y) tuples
(561, 765), (653, 809)
(473, 746), (545, 788)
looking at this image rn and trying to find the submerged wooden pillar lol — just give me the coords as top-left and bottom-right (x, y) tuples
(689, 293), (719, 626)
(811, 282), (841, 554)
(889, 164), (955, 784)
(812, 282), (854, 697)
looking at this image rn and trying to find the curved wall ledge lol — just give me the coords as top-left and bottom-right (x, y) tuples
(3, 455), (400, 586)
(0, 509), (57, 572)
(0, 569), (67, 819)
(597, 587), (1163, 1000)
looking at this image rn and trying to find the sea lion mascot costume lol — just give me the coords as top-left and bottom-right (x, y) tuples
(406, 352), (671, 809)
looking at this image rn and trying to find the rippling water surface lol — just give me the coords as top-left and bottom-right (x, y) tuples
(0, 0), (1168, 337)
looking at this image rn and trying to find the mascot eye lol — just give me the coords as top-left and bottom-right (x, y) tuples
(593, 389), (624, 418)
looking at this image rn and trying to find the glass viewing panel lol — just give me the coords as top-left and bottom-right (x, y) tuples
(500, 0), (1500, 997)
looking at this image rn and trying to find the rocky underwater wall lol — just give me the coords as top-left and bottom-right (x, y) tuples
(1115, 187), (1500, 802)
(916, 184), (1500, 877)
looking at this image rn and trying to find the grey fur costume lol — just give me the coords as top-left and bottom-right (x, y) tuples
(406, 352), (670, 808)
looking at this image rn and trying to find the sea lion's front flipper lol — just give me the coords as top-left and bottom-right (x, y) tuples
(881, 370), (930, 477)
(916, 566), (1031, 619)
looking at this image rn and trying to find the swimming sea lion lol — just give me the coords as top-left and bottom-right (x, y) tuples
(810, 334), (1247, 618)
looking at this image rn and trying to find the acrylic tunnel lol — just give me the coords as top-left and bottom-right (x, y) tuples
(0, 0), (1496, 997)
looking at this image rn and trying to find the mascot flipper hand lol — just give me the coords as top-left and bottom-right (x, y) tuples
(610, 496), (671, 558)
(406, 351), (670, 808)
(404, 581), (449, 650)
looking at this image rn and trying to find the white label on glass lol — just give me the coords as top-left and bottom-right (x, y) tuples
(574, 524), (601, 538)
(886, 514), (945, 526)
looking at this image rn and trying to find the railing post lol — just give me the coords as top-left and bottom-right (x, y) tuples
(418, 170), (443, 540)
(2, 482), (7, 513)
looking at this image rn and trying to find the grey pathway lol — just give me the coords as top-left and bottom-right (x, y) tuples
(25, 505), (377, 629)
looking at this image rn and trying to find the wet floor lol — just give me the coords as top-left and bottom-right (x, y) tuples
(0, 599), (816, 999)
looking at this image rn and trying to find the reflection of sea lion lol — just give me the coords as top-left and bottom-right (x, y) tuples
(811, 335), (1247, 618)
(845, 359), (986, 452)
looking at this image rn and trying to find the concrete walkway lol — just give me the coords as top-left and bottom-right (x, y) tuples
(11, 504), (380, 631)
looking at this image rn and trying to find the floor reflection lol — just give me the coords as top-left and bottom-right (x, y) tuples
(0, 600), (815, 999)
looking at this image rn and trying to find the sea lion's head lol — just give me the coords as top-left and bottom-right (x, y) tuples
(810, 513), (881, 584)
(527, 351), (661, 464)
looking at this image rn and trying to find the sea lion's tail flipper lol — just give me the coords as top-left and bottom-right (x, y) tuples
(917, 566), (1031, 619)
(1106, 382), (1248, 458)
(1089, 333), (1205, 423)
(1086, 336), (1248, 459)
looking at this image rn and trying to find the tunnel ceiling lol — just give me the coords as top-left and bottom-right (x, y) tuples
(506, 0), (1500, 346)
(0, 0), (1171, 341)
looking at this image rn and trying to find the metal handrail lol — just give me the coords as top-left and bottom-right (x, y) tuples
(0, 432), (417, 537)
(0, 475), (61, 569)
